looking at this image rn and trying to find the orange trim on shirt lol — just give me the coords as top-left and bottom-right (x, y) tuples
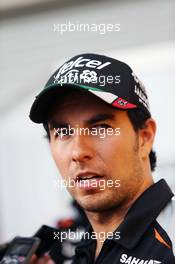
(154, 228), (171, 249)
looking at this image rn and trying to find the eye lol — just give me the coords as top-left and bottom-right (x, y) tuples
(53, 127), (73, 139)
(93, 124), (111, 129)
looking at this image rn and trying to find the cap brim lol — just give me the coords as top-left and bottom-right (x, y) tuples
(29, 83), (104, 123)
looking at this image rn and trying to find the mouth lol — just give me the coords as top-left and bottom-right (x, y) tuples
(75, 172), (102, 182)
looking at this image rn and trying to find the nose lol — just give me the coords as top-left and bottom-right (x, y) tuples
(71, 134), (94, 163)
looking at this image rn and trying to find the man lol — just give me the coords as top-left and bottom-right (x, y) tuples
(29, 54), (175, 263)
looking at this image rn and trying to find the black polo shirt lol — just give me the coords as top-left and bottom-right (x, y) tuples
(72, 179), (175, 264)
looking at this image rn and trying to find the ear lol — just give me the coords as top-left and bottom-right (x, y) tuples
(138, 118), (156, 159)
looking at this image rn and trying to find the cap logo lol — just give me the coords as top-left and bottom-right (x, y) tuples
(80, 70), (98, 83)
(54, 69), (79, 84)
(132, 72), (150, 111)
(53, 56), (111, 84)
(132, 72), (147, 94)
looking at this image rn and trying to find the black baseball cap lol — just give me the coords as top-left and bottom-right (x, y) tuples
(29, 53), (150, 123)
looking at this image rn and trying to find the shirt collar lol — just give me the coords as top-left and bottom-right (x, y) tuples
(76, 179), (174, 251)
(115, 179), (174, 249)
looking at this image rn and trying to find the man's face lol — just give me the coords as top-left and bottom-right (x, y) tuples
(48, 90), (146, 212)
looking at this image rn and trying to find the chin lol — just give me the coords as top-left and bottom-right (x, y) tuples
(77, 195), (119, 213)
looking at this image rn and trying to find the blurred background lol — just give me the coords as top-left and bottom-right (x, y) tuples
(0, 0), (175, 243)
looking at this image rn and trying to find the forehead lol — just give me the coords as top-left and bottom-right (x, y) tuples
(47, 89), (116, 121)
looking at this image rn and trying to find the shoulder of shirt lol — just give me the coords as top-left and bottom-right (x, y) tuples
(156, 196), (175, 255)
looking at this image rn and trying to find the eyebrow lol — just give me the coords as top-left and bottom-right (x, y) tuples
(49, 113), (115, 130)
(85, 113), (115, 125)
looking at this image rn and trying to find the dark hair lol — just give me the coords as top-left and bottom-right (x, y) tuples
(43, 108), (156, 172)
(127, 109), (157, 172)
